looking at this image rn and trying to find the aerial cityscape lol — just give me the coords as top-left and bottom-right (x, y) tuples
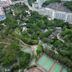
(0, 0), (72, 72)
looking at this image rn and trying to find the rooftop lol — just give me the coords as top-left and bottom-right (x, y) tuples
(0, 0), (12, 7)
(46, 2), (72, 13)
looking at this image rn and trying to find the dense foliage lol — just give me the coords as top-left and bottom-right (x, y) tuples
(0, 3), (31, 71)
(64, 2), (72, 11)
(36, 44), (43, 56)
(45, 27), (72, 71)
(0, 38), (31, 69)
(0, 2), (72, 72)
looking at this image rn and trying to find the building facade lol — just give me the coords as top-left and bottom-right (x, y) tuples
(45, 8), (72, 24)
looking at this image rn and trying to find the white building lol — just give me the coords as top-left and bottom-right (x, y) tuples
(44, 8), (72, 24)
(45, 2), (72, 24)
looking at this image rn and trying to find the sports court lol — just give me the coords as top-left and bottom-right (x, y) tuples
(37, 54), (68, 72)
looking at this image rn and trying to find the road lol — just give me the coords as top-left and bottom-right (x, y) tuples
(12, 0), (33, 10)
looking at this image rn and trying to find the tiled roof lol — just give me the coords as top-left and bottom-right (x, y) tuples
(0, 0), (11, 7)
(46, 2), (71, 13)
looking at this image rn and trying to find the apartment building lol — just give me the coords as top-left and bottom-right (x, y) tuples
(32, 0), (72, 24)
(45, 2), (72, 24)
